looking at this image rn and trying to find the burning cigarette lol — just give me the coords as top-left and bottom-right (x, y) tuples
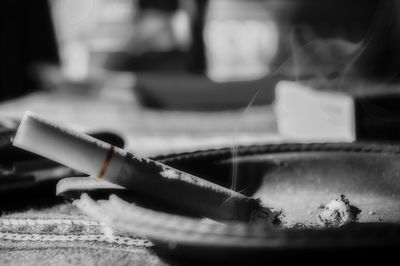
(13, 111), (275, 223)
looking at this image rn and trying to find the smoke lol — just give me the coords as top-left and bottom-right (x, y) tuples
(228, 0), (400, 189)
(288, 27), (364, 82)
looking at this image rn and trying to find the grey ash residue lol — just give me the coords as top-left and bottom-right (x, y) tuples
(250, 198), (283, 227)
(317, 194), (361, 227)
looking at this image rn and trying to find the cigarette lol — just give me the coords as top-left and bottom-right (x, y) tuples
(13, 111), (272, 223)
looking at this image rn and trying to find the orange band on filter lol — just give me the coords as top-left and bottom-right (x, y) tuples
(98, 145), (115, 179)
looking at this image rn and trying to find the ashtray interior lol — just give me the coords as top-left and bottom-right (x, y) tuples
(228, 151), (400, 227)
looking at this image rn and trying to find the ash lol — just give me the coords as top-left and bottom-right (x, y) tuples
(317, 194), (361, 227)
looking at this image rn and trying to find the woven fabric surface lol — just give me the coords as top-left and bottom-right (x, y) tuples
(0, 203), (165, 266)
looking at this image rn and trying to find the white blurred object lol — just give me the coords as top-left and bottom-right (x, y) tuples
(275, 81), (356, 141)
(204, 0), (279, 82)
(171, 9), (192, 51)
(60, 42), (90, 81)
(50, 0), (136, 81)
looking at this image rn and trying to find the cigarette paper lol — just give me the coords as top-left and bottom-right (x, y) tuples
(13, 111), (273, 223)
(13, 111), (126, 180)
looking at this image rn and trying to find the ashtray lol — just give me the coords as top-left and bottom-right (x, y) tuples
(60, 142), (400, 265)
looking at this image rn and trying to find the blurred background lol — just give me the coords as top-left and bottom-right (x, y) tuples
(1, 0), (400, 155)
(2, 2), (400, 263)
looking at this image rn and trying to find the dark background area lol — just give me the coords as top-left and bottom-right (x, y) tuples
(2, 0), (400, 102)
(1, 0), (59, 100)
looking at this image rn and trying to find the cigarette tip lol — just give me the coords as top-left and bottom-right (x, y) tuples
(13, 111), (42, 149)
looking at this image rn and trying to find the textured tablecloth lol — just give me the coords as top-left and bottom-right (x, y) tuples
(0, 204), (165, 266)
